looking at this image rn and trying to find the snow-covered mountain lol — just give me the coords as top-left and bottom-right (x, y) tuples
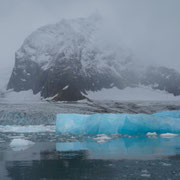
(7, 15), (180, 101)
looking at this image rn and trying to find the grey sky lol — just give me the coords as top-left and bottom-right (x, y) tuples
(0, 0), (180, 70)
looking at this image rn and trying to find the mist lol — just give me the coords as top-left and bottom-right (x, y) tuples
(0, 0), (180, 71)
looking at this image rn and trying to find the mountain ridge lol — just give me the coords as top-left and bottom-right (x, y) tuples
(7, 15), (180, 101)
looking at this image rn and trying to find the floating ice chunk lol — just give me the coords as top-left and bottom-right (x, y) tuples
(10, 138), (35, 151)
(141, 170), (151, 178)
(160, 133), (178, 138)
(160, 162), (171, 166)
(93, 134), (111, 144)
(146, 132), (157, 137)
(56, 111), (180, 135)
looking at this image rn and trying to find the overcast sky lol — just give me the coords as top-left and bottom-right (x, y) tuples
(0, 0), (180, 71)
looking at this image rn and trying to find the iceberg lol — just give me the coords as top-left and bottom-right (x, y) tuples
(56, 110), (180, 135)
(154, 110), (180, 118)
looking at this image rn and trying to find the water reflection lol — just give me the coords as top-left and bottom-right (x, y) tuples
(1, 137), (180, 179)
(56, 136), (180, 159)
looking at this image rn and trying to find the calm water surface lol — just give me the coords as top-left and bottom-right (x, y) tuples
(1, 101), (180, 179)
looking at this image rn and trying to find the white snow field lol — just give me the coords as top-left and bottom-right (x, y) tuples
(86, 86), (180, 101)
(0, 90), (41, 103)
(1, 86), (180, 103)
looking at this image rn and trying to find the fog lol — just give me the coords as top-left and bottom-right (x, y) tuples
(0, 0), (180, 71)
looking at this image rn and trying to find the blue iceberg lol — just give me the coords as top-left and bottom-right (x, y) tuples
(56, 110), (180, 135)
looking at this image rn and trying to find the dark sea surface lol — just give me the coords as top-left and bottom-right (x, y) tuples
(1, 100), (180, 180)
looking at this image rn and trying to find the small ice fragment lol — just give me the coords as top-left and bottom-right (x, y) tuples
(146, 132), (157, 137)
(141, 170), (151, 178)
(160, 133), (178, 138)
(161, 162), (171, 166)
(93, 134), (111, 144)
(141, 174), (151, 178)
(141, 170), (148, 173)
(10, 138), (34, 151)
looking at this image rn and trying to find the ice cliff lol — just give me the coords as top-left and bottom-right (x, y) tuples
(56, 110), (180, 135)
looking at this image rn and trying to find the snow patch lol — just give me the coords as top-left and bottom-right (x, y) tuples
(20, 78), (26, 82)
(44, 93), (59, 101)
(62, 85), (69, 90)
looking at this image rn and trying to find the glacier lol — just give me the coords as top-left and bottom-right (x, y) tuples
(56, 110), (180, 135)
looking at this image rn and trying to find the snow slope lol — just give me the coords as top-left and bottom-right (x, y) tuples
(1, 86), (180, 103)
(86, 86), (180, 101)
(0, 90), (41, 103)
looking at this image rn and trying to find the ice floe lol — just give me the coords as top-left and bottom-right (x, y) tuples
(10, 138), (35, 151)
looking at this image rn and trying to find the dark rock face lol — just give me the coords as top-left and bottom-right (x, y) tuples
(7, 16), (180, 101)
(8, 59), (44, 94)
(8, 58), (180, 101)
(7, 54), (126, 101)
(52, 85), (86, 101)
(142, 66), (180, 96)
